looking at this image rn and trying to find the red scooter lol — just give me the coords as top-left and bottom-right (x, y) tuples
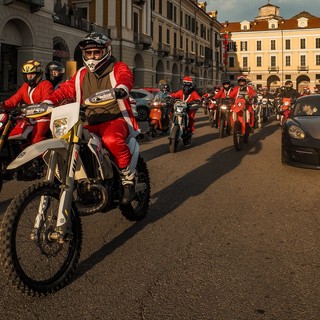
(148, 98), (172, 137)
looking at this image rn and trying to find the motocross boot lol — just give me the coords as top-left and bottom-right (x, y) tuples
(120, 166), (136, 204)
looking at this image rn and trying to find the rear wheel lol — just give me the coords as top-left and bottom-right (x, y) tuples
(120, 156), (150, 221)
(169, 126), (179, 153)
(0, 181), (82, 296)
(233, 121), (243, 151)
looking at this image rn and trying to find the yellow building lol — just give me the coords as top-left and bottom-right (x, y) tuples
(220, 3), (320, 93)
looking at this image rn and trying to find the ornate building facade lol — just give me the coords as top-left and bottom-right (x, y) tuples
(221, 3), (320, 92)
(0, 0), (223, 93)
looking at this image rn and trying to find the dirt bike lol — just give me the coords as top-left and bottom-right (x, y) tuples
(208, 99), (218, 128)
(217, 97), (233, 138)
(0, 89), (150, 296)
(232, 96), (251, 151)
(202, 97), (210, 115)
(0, 105), (51, 192)
(148, 97), (172, 137)
(254, 94), (270, 128)
(168, 100), (198, 153)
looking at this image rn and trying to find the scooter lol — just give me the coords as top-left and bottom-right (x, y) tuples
(148, 97), (172, 137)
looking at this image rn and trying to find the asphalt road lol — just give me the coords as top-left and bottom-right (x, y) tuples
(0, 112), (320, 320)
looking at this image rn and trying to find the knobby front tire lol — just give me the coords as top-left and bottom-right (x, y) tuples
(0, 181), (82, 296)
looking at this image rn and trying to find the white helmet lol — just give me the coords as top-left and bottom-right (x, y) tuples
(79, 32), (112, 73)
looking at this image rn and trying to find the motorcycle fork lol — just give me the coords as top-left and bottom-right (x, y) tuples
(0, 118), (12, 152)
(37, 122), (83, 243)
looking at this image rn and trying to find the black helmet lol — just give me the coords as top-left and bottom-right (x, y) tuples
(222, 79), (230, 85)
(45, 61), (65, 86)
(21, 60), (44, 87)
(79, 32), (112, 72)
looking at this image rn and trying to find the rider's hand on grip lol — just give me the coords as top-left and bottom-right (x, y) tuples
(114, 88), (127, 99)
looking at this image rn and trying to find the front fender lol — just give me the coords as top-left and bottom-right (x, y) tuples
(7, 138), (68, 170)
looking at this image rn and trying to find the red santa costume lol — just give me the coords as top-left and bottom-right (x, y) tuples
(44, 62), (139, 169)
(170, 76), (201, 133)
(3, 79), (54, 143)
(229, 82), (256, 128)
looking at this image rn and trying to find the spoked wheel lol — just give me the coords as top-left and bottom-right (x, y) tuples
(169, 126), (179, 153)
(0, 181), (82, 296)
(233, 121), (243, 151)
(120, 156), (150, 221)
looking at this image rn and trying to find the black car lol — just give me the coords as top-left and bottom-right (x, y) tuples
(282, 94), (320, 169)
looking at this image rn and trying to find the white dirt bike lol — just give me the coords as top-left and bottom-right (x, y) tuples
(0, 89), (150, 296)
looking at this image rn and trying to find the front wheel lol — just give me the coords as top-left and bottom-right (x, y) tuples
(233, 121), (243, 151)
(169, 125), (180, 153)
(219, 118), (226, 138)
(0, 181), (82, 296)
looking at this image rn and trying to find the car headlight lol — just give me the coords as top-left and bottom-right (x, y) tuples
(288, 124), (306, 139)
(52, 117), (68, 138)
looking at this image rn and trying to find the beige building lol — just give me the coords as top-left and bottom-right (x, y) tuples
(220, 3), (320, 93)
(0, 0), (223, 93)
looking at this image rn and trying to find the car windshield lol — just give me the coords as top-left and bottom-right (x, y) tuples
(294, 100), (320, 117)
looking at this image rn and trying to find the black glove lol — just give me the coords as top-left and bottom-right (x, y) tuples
(114, 88), (127, 99)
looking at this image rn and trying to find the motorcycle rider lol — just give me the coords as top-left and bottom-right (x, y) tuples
(229, 75), (256, 129)
(170, 76), (201, 139)
(45, 60), (66, 89)
(278, 80), (300, 102)
(0, 59), (54, 144)
(153, 79), (171, 102)
(214, 79), (233, 99)
(42, 32), (140, 204)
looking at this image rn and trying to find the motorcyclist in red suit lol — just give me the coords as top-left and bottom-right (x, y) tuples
(170, 76), (201, 134)
(229, 75), (256, 129)
(0, 60), (54, 143)
(42, 32), (140, 204)
(214, 79), (233, 99)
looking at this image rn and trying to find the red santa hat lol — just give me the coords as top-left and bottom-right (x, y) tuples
(183, 76), (193, 83)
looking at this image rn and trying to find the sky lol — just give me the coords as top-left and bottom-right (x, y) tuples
(206, 0), (320, 23)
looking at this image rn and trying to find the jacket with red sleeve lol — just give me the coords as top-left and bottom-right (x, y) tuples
(170, 90), (201, 102)
(214, 87), (233, 100)
(4, 80), (54, 109)
(229, 85), (256, 101)
(44, 61), (140, 137)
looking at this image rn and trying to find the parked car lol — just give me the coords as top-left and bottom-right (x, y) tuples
(282, 95), (320, 169)
(130, 89), (154, 121)
(142, 87), (160, 96)
(129, 95), (138, 118)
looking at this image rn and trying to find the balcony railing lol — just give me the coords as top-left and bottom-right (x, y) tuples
(53, 13), (110, 36)
(240, 67), (251, 73)
(196, 56), (205, 66)
(15, 0), (44, 12)
(173, 48), (184, 60)
(158, 43), (171, 55)
(186, 52), (196, 63)
(297, 66), (309, 72)
(268, 66), (279, 73)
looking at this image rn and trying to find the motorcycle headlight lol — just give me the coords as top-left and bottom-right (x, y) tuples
(52, 117), (68, 138)
(220, 105), (227, 110)
(288, 124), (306, 140)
